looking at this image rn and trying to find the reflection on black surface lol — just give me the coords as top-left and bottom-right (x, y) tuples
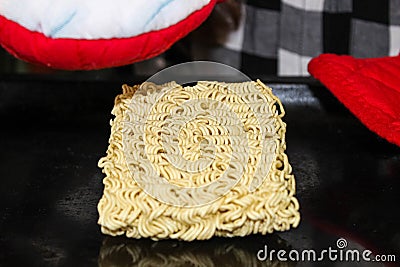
(98, 235), (296, 267)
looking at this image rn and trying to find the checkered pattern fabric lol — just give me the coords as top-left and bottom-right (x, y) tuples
(196, 0), (400, 76)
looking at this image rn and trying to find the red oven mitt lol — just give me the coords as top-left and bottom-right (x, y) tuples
(308, 54), (400, 147)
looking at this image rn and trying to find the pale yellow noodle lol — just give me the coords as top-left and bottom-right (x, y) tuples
(97, 80), (300, 241)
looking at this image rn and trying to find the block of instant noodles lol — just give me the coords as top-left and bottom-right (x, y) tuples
(97, 80), (300, 241)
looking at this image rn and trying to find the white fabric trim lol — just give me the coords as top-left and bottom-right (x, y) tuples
(389, 25), (400, 56)
(278, 48), (311, 76)
(0, 0), (210, 39)
(282, 0), (324, 12)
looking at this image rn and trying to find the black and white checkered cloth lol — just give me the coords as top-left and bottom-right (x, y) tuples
(195, 0), (400, 76)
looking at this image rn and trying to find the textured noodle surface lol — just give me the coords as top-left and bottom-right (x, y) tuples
(98, 80), (300, 241)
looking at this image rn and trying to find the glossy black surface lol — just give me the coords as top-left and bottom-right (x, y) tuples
(0, 77), (399, 267)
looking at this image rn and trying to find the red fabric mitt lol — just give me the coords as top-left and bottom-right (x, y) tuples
(308, 54), (400, 147)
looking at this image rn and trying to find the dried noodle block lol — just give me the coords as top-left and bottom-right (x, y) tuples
(97, 80), (300, 241)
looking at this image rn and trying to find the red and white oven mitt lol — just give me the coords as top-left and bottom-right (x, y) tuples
(0, 0), (220, 70)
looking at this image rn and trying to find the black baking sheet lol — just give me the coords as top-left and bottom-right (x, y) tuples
(0, 77), (398, 266)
